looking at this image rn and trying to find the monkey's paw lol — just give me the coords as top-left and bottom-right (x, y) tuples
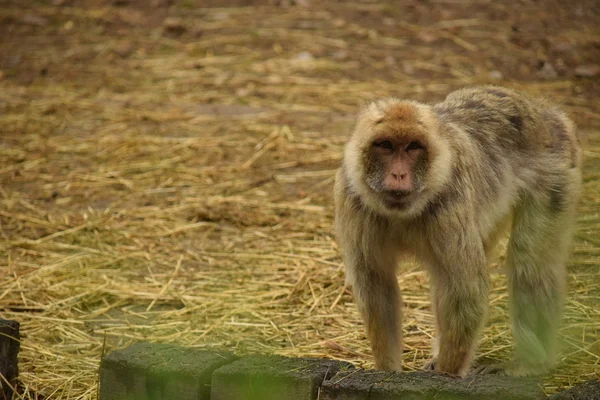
(423, 359), (437, 371)
(423, 360), (462, 378)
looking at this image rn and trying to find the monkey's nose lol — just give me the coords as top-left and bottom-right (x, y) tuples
(392, 172), (407, 180)
(385, 173), (412, 193)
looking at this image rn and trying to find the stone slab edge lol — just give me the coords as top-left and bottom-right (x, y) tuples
(99, 342), (599, 400)
(322, 369), (547, 400)
(99, 342), (237, 400)
(211, 354), (350, 400)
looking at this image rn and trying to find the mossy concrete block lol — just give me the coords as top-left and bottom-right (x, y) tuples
(550, 379), (600, 400)
(321, 370), (547, 400)
(0, 319), (20, 400)
(99, 342), (236, 400)
(211, 355), (349, 400)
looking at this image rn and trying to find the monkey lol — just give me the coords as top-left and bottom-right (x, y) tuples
(334, 86), (582, 377)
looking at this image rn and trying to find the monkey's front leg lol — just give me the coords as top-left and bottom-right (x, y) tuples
(429, 260), (489, 377)
(352, 270), (403, 371)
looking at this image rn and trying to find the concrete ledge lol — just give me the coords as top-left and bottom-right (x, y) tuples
(549, 379), (600, 400)
(99, 342), (236, 400)
(322, 369), (546, 400)
(98, 342), (598, 400)
(211, 355), (348, 400)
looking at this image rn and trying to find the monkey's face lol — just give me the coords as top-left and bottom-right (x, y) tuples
(343, 99), (452, 219)
(364, 136), (429, 211)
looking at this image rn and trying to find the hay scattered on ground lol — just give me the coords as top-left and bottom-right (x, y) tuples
(1, 1), (599, 398)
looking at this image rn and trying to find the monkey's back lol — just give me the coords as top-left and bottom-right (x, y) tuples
(434, 86), (581, 172)
(431, 86), (582, 239)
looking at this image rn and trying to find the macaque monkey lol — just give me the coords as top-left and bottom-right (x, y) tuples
(334, 86), (582, 377)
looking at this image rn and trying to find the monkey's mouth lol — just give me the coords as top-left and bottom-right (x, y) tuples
(382, 191), (413, 209)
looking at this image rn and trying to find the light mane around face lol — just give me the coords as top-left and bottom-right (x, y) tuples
(343, 99), (453, 219)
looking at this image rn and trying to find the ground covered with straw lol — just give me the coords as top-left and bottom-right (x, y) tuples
(1, 0), (599, 398)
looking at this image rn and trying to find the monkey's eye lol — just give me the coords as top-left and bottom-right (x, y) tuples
(405, 141), (424, 151)
(373, 140), (394, 151)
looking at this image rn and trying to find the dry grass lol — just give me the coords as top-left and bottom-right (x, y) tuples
(1, 1), (599, 398)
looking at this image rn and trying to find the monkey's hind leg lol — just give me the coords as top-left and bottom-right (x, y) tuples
(502, 182), (578, 376)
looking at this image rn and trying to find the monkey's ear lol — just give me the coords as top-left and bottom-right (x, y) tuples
(360, 101), (385, 125)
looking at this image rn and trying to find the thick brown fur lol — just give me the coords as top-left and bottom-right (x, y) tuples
(334, 86), (582, 377)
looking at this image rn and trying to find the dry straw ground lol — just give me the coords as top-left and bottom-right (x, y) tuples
(1, 0), (599, 398)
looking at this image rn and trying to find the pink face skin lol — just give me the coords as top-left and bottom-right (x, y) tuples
(368, 137), (428, 209)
